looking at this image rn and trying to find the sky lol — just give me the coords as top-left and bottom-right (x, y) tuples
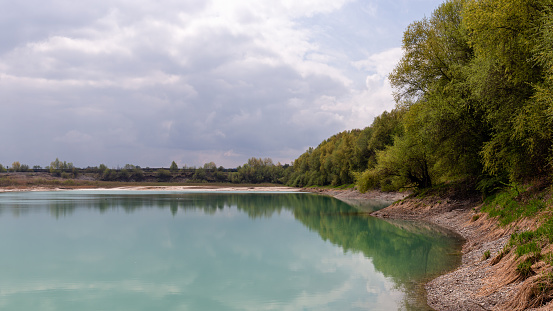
(0, 0), (444, 169)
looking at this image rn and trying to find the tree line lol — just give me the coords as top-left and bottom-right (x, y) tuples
(286, 0), (553, 192)
(0, 158), (292, 184)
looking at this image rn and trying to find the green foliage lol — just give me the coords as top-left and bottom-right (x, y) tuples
(463, 0), (553, 179)
(118, 169), (130, 181)
(357, 133), (432, 191)
(130, 167), (145, 181)
(476, 175), (508, 196)
(515, 241), (541, 258)
(203, 162), (217, 171)
(192, 168), (207, 181)
(98, 164), (108, 173)
(156, 169), (172, 182)
(353, 0), (553, 192)
(481, 183), (550, 226)
(287, 111), (404, 188)
(232, 158), (286, 184)
(170, 161), (179, 172)
(517, 259), (535, 278)
(49, 158), (75, 177)
(101, 169), (118, 181)
(0, 164), (6, 172)
(483, 250), (491, 260)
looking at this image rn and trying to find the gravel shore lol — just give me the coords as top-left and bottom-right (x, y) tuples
(311, 187), (553, 311)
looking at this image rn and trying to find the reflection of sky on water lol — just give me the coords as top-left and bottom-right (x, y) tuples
(0, 191), (460, 310)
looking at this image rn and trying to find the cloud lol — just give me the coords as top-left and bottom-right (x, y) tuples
(0, 0), (443, 168)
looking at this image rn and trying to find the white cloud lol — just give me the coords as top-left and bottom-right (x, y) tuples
(0, 0), (444, 167)
(54, 130), (93, 144)
(352, 47), (403, 77)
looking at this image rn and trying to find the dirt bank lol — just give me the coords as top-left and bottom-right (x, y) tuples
(316, 187), (553, 310)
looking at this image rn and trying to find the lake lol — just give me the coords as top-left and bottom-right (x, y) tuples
(0, 191), (462, 310)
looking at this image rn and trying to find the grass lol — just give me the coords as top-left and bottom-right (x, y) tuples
(517, 259), (535, 278)
(481, 184), (550, 226)
(483, 250), (491, 260)
(480, 182), (553, 280)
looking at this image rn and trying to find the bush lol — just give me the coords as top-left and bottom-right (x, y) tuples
(130, 168), (145, 181)
(101, 169), (118, 181)
(157, 169), (172, 181)
(118, 169), (130, 181)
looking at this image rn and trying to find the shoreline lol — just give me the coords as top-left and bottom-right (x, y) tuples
(0, 185), (303, 193)
(316, 187), (551, 311)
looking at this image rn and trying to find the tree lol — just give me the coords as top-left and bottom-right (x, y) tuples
(170, 161), (179, 172)
(123, 164), (136, 170)
(462, 0), (551, 178)
(10, 162), (21, 172)
(203, 162), (217, 171)
(98, 164), (108, 174)
(390, 0), (486, 178)
(233, 158), (285, 184)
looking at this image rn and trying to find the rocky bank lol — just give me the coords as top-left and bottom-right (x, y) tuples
(307, 187), (553, 311)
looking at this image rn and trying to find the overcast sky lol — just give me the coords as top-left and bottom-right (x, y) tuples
(1, 0), (443, 169)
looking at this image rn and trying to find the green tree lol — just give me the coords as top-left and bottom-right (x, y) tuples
(463, 0), (551, 178)
(233, 158), (285, 184)
(101, 169), (118, 181)
(203, 162), (217, 171)
(123, 164), (136, 170)
(170, 161), (179, 172)
(98, 164), (108, 174)
(389, 0), (485, 179)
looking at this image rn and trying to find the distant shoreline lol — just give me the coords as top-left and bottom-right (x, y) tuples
(0, 184), (302, 193)
(0, 172), (301, 193)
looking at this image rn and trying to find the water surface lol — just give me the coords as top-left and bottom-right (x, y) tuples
(0, 191), (462, 310)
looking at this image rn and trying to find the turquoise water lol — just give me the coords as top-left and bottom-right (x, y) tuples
(0, 191), (462, 310)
